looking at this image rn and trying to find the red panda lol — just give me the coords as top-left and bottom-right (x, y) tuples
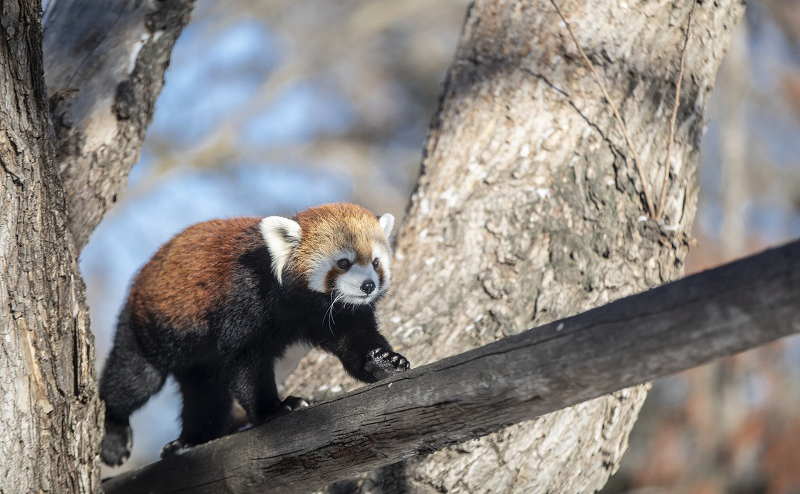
(99, 203), (410, 466)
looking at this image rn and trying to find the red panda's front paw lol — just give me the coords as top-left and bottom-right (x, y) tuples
(365, 348), (410, 381)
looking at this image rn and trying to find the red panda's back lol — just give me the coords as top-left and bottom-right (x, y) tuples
(127, 217), (263, 332)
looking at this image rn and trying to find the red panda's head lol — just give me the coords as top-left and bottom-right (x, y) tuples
(259, 203), (394, 305)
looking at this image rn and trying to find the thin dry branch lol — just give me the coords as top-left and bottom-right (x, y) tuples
(550, 0), (656, 218)
(103, 239), (800, 494)
(657, 1), (697, 220)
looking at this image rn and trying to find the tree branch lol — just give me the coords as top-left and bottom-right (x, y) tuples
(657, 0), (697, 221)
(103, 239), (800, 494)
(43, 0), (195, 251)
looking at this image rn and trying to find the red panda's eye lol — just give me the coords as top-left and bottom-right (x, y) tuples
(372, 258), (380, 269)
(337, 259), (351, 270)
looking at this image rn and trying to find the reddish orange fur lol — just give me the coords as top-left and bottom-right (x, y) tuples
(291, 203), (387, 281)
(128, 217), (262, 331)
(126, 204), (387, 332)
(375, 262), (386, 287)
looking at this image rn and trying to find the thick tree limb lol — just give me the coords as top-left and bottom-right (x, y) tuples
(43, 0), (195, 251)
(103, 240), (800, 494)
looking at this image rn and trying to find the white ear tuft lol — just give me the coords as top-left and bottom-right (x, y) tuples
(379, 213), (395, 239)
(259, 216), (302, 284)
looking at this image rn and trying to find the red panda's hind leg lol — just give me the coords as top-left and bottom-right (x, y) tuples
(161, 367), (234, 457)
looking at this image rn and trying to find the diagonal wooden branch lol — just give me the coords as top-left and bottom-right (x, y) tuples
(43, 0), (195, 252)
(103, 239), (800, 494)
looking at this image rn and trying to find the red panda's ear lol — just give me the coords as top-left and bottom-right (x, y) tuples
(379, 213), (394, 239)
(259, 217), (302, 284)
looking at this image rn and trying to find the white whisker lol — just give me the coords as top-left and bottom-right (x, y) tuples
(322, 292), (345, 336)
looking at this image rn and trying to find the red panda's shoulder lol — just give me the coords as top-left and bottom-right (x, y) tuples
(128, 217), (263, 330)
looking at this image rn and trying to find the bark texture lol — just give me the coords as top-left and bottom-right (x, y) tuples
(283, 1), (745, 492)
(102, 239), (800, 494)
(43, 0), (195, 251)
(0, 0), (195, 491)
(0, 0), (101, 492)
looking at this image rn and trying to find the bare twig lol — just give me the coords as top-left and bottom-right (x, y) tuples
(550, 0), (655, 218)
(657, 1), (697, 221)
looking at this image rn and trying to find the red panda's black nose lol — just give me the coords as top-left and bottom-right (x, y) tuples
(361, 280), (376, 294)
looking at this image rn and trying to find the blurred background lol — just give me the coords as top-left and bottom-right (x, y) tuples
(78, 0), (800, 490)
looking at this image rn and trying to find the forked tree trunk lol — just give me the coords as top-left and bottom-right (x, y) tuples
(1, 0), (192, 491)
(283, 1), (745, 492)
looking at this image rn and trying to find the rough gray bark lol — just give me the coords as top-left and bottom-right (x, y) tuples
(43, 0), (195, 251)
(102, 239), (800, 494)
(281, 1), (745, 492)
(0, 0), (101, 491)
(1, 0), (195, 492)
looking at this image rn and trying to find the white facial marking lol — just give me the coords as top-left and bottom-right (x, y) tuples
(308, 249), (354, 293)
(260, 217), (302, 284)
(337, 262), (379, 305)
(333, 241), (393, 305)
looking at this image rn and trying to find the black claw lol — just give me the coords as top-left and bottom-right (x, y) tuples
(283, 395), (311, 411)
(161, 439), (191, 458)
(268, 395), (311, 421)
(365, 348), (411, 381)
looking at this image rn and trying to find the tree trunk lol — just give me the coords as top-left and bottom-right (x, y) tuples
(43, 0), (195, 251)
(1, 0), (193, 491)
(0, 1), (101, 491)
(283, 0), (745, 492)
